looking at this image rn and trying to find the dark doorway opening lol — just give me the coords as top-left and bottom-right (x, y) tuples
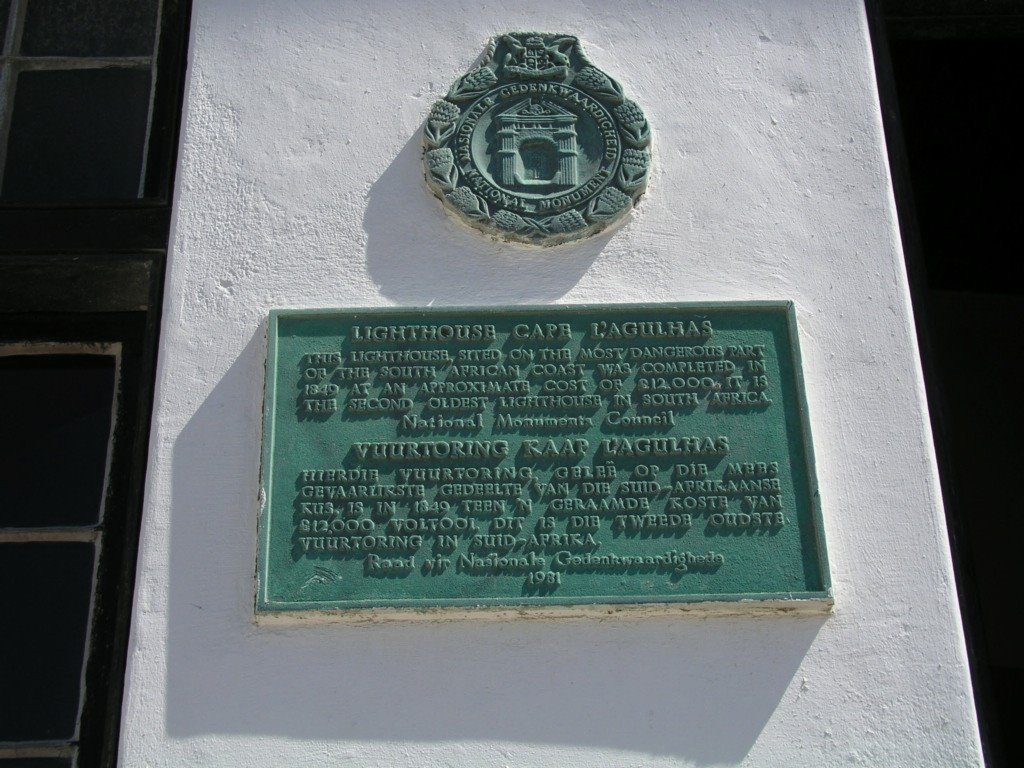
(873, 3), (1024, 765)
(519, 139), (560, 182)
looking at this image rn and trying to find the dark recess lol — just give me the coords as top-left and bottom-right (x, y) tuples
(875, 1), (1024, 765)
(0, 0), (192, 765)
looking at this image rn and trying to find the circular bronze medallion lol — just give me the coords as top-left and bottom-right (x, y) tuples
(423, 33), (651, 246)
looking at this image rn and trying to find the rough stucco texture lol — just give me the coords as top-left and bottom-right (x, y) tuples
(119, 1), (984, 765)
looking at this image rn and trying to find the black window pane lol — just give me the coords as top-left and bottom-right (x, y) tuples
(2, 68), (151, 201)
(20, 0), (159, 57)
(890, 40), (1024, 294)
(0, 542), (95, 742)
(0, 355), (115, 527)
(0, 759), (73, 767)
(1, 0), (11, 52)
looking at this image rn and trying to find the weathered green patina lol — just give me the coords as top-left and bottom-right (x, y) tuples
(423, 34), (651, 245)
(258, 304), (831, 614)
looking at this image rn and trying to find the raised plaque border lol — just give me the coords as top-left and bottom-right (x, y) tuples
(257, 302), (832, 620)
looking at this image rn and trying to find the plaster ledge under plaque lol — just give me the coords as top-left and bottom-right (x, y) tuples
(422, 33), (651, 246)
(257, 303), (832, 621)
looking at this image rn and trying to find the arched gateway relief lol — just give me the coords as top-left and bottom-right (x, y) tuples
(422, 33), (651, 246)
(498, 100), (579, 188)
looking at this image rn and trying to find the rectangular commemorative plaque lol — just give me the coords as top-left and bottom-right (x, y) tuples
(258, 303), (831, 615)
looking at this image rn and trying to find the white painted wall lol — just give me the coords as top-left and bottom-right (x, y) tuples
(120, 1), (984, 765)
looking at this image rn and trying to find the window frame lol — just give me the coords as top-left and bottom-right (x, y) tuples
(0, 315), (153, 767)
(0, 0), (191, 252)
(0, 0), (191, 763)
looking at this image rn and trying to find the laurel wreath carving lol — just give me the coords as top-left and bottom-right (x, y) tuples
(447, 66), (499, 101)
(423, 100), (459, 148)
(574, 66), (624, 104)
(614, 100), (652, 147)
(425, 148), (458, 191)
(422, 33), (652, 245)
(618, 148), (650, 190)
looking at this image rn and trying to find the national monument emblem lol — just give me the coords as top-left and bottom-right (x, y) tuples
(422, 33), (651, 245)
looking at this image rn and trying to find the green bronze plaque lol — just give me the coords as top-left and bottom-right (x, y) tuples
(423, 33), (650, 245)
(258, 304), (831, 615)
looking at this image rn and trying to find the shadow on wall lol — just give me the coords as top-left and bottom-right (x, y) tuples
(362, 132), (613, 305)
(162, 324), (826, 764)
